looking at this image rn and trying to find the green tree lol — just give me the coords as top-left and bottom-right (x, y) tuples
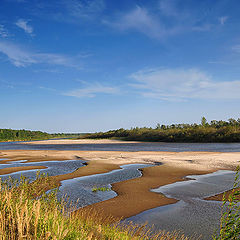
(201, 116), (207, 127)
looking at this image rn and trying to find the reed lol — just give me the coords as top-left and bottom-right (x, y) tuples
(0, 173), (193, 240)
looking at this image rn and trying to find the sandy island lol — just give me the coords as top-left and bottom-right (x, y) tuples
(1, 139), (240, 220)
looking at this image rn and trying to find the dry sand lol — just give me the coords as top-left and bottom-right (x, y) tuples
(19, 139), (141, 145)
(1, 139), (240, 219)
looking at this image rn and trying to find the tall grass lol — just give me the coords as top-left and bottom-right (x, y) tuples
(213, 168), (240, 240)
(0, 173), (192, 240)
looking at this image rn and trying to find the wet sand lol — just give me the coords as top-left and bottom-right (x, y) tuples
(83, 165), (211, 220)
(205, 188), (240, 201)
(0, 146), (240, 220)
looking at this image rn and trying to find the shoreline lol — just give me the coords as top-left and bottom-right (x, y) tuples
(0, 148), (240, 220)
(16, 138), (240, 145)
(18, 139), (142, 145)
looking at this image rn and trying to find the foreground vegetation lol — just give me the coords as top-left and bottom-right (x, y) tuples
(83, 117), (240, 142)
(0, 173), (191, 240)
(214, 168), (240, 240)
(0, 171), (240, 239)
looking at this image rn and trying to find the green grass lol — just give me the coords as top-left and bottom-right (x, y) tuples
(92, 186), (111, 192)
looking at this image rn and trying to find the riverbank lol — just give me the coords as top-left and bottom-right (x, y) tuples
(80, 119), (240, 142)
(1, 147), (240, 221)
(18, 139), (141, 144)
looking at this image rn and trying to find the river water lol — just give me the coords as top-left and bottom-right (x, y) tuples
(0, 141), (240, 152)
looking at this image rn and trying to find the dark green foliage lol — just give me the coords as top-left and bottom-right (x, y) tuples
(0, 129), (51, 142)
(83, 117), (240, 143)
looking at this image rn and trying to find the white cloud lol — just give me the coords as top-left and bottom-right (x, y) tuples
(16, 19), (33, 35)
(64, 83), (118, 98)
(0, 24), (9, 38)
(219, 16), (228, 25)
(104, 2), (218, 39)
(0, 41), (80, 68)
(130, 68), (240, 100)
(103, 6), (177, 39)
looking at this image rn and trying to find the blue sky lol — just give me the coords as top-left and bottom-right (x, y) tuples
(1, 0), (240, 133)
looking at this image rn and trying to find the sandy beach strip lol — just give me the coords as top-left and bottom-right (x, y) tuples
(18, 139), (141, 145)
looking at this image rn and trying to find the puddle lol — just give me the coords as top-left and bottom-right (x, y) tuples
(127, 170), (237, 240)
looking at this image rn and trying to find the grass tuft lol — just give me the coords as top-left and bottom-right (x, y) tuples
(91, 186), (111, 192)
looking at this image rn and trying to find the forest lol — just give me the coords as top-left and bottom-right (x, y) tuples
(0, 129), (87, 142)
(83, 117), (240, 142)
(0, 129), (51, 142)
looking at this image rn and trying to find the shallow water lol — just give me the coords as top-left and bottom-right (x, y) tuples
(0, 141), (240, 152)
(0, 159), (154, 208)
(127, 170), (236, 240)
(58, 163), (154, 208)
(0, 159), (86, 181)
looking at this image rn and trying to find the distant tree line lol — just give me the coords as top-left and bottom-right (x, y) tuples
(51, 133), (88, 139)
(0, 129), (89, 142)
(82, 117), (240, 143)
(0, 129), (51, 142)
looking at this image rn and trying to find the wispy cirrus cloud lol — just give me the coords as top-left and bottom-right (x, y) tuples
(0, 24), (9, 38)
(218, 16), (228, 25)
(130, 68), (240, 100)
(28, 0), (105, 23)
(0, 41), (83, 68)
(103, 6), (178, 39)
(63, 0), (105, 19)
(104, 1), (228, 39)
(15, 19), (34, 35)
(64, 82), (119, 98)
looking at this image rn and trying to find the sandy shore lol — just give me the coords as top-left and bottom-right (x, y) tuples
(83, 165), (211, 220)
(19, 139), (141, 145)
(1, 146), (240, 220)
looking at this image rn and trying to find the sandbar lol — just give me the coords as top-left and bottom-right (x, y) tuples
(1, 146), (240, 219)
